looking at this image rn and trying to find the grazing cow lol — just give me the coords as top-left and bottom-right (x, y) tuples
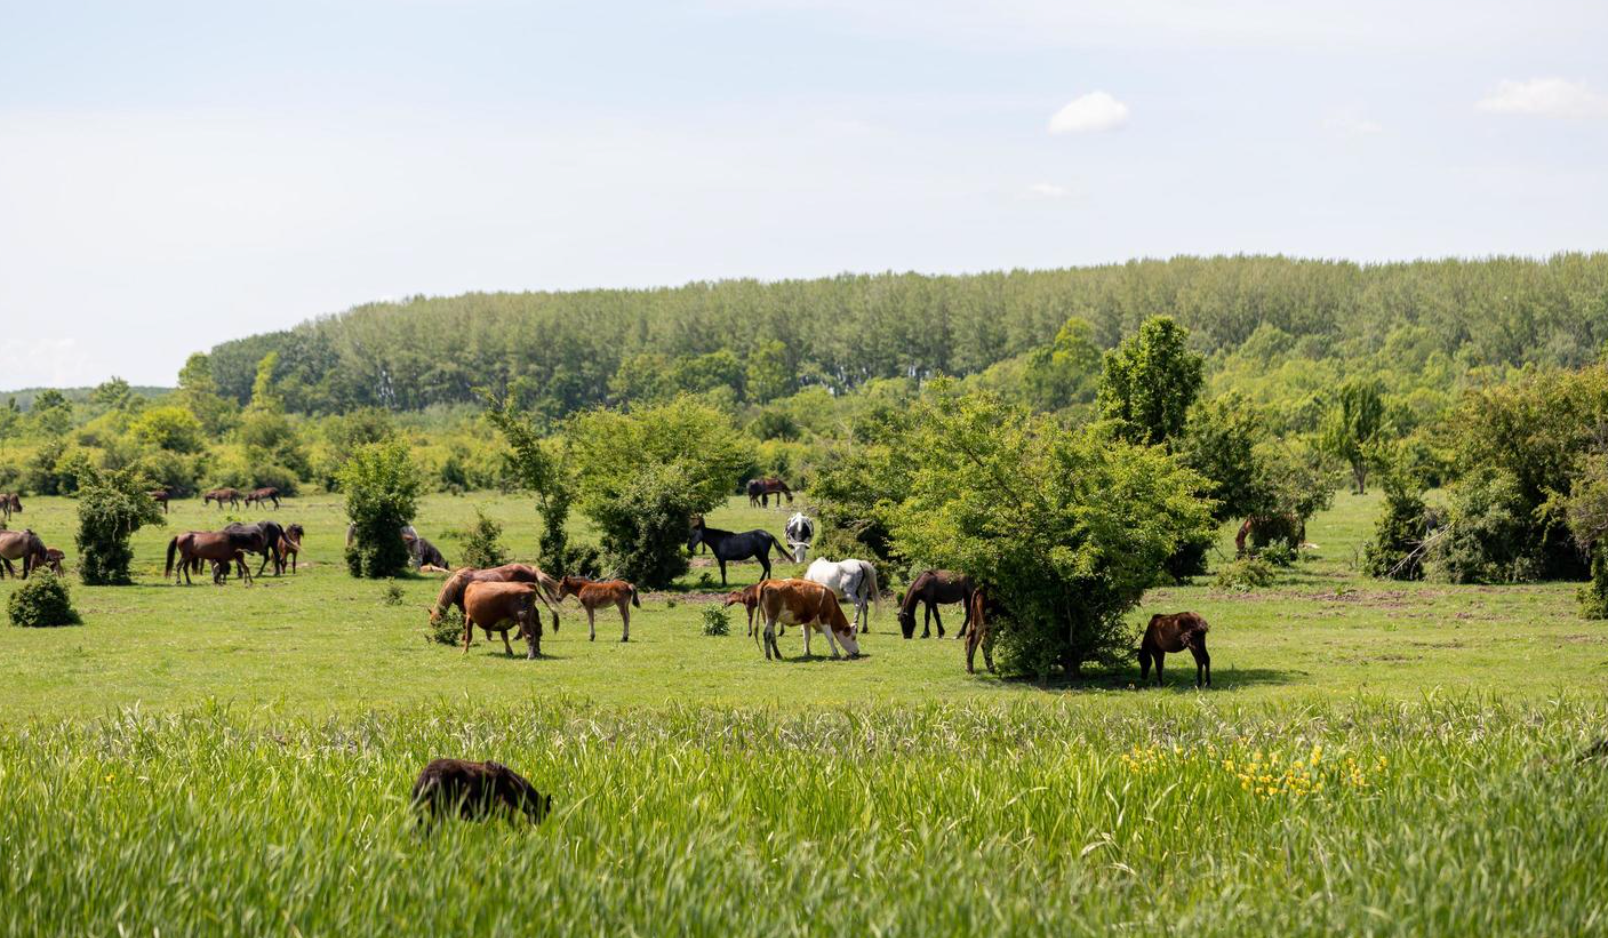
(965, 587), (997, 675)
(756, 578), (860, 661)
(274, 523), (304, 574)
(555, 576), (640, 642)
(430, 565), (563, 640)
(203, 487), (242, 509)
(897, 569), (975, 639)
(243, 487), (282, 510)
(803, 557), (879, 635)
(410, 758), (551, 827)
(784, 512), (814, 563)
(0, 492), (21, 522)
(1140, 612), (1212, 688)
(461, 581), (544, 658)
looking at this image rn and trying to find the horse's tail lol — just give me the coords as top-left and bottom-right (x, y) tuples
(165, 536), (179, 577)
(768, 532), (791, 559)
(630, 585), (641, 609)
(862, 561), (880, 616)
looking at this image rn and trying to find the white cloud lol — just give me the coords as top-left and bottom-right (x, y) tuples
(1048, 91), (1129, 134)
(1477, 78), (1608, 119)
(1027, 182), (1071, 199)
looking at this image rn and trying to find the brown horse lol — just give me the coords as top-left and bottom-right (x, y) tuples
(746, 477), (793, 508)
(724, 584), (763, 636)
(274, 523), (305, 574)
(165, 531), (254, 585)
(0, 493), (22, 522)
(429, 564), (563, 640)
(897, 570), (975, 639)
(243, 487), (282, 509)
(147, 489), (171, 514)
(965, 586), (997, 674)
(203, 488), (241, 509)
(0, 529), (48, 579)
(220, 521), (286, 576)
(555, 576), (640, 642)
(38, 547), (66, 576)
(1140, 612), (1212, 688)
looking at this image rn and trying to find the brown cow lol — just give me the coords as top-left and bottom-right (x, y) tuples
(461, 581), (543, 659)
(430, 564), (563, 641)
(555, 576), (640, 643)
(756, 578), (860, 661)
(1140, 612), (1212, 688)
(410, 758), (551, 827)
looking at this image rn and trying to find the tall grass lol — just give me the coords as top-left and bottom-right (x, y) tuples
(3, 696), (1606, 936)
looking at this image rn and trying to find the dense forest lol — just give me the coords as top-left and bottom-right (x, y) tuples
(202, 254), (1608, 421)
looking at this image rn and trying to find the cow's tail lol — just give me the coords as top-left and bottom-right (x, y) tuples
(630, 585), (641, 608)
(164, 537), (179, 577)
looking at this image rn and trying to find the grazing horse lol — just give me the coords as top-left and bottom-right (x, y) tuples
(460, 581), (544, 658)
(723, 584), (765, 637)
(411, 758), (551, 827)
(38, 547), (66, 577)
(784, 512), (814, 563)
(687, 518), (791, 587)
(243, 487), (282, 510)
(555, 576), (640, 643)
(146, 489), (171, 514)
(1140, 612), (1212, 688)
(203, 488), (242, 509)
(897, 570), (975, 639)
(0, 492), (23, 522)
(965, 587), (997, 674)
(0, 529), (48, 579)
(756, 578), (860, 661)
(165, 531), (254, 585)
(221, 521), (286, 576)
(274, 523), (305, 574)
(746, 477), (794, 508)
(429, 564), (563, 639)
(803, 558), (879, 635)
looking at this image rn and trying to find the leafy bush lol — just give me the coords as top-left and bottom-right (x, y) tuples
(1426, 469), (1538, 584)
(1258, 542), (1297, 568)
(74, 467), (166, 585)
(459, 509), (509, 570)
(380, 581), (406, 607)
(1580, 548), (1608, 620)
(7, 572), (80, 628)
(1097, 316), (1205, 447)
(483, 395), (578, 571)
(340, 441), (421, 579)
(1214, 558), (1277, 591)
(1364, 477), (1430, 580)
(425, 605), (464, 645)
(700, 605), (731, 637)
(587, 463), (706, 588)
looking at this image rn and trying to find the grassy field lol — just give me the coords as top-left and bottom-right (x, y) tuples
(2, 490), (1606, 935)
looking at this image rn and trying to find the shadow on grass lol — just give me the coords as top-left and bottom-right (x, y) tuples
(982, 666), (1303, 694)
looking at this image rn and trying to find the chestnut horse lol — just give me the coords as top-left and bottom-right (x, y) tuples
(0, 529), (48, 579)
(429, 564), (563, 640)
(1140, 612), (1212, 688)
(897, 569), (975, 639)
(147, 489), (171, 514)
(243, 487), (281, 509)
(203, 488), (241, 509)
(274, 523), (305, 574)
(964, 586), (997, 675)
(746, 477), (793, 508)
(555, 576), (640, 642)
(165, 531), (253, 585)
(0, 492), (22, 522)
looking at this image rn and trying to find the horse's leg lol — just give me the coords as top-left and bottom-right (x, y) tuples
(587, 606), (596, 642)
(619, 598), (629, 642)
(932, 602), (946, 639)
(718, 559), (728, 587)
(921, 599), (931, 639)
(1153, 650), (1165, 687)
(1192, 636), (1210, 688)
(759, 555), (771, 582)
(957, 596), (972, 640)
(238, 553), (253, 586)
(966, 626), (980, 674)
(1138, 646), (1152, 684)
(462, 613), (475, 654)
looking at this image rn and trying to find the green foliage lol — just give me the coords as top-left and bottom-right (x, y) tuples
(1426, 469), (1538, 584)
(29, 389), (73, 436)
(380, 581), (407, 607)
(1022, 317), (1101, 412)
(74, 467), (166, 585)
(483, 395), (577, 571)
(567, 398), (753, 587)
(1179, 391), (1266, 523)
(339, 441), (421, 579)
(176, 352), (238, 436)
(1318, 376), (1389, 494)
(700, 605), (732, 637)
(1214, 557), (1277, 591)
(1364, 474), (1431, 580)
(880, 383), (1212, 678)
(1097, 316), (1205, 447)
(460, 508), (510, 570)
(744, 340), (796, 404)
(1580, 547), (1608, 619)
(425, 605), (464, 644)
(250, 351), (283, 413)
(6, 572), (80, 628)
(89, 377), (138, 414)
(130, 406), (206, 454)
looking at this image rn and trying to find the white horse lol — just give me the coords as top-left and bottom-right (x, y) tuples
(803, 557), (879, 635)
(784, 512), (815, 563)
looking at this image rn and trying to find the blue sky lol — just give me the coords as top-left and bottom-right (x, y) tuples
(2, 0), (1606, 387)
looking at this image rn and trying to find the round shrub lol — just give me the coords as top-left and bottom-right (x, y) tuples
(1214, 557), (1276, 592)
(700, 605), (731, 637)
(7, 573), (81, 628)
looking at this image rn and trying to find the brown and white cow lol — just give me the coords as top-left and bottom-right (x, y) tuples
(461, 581), (543, 659)
(756, 578), (860, 661)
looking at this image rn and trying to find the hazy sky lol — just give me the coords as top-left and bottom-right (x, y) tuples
(3, 0), (1607, 388)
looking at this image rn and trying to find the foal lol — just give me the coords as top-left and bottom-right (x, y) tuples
(555, 576), (640, 642)
(1139, 612), (1212, 688)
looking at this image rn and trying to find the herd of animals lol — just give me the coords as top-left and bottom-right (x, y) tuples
(0, 477), (1216, 828)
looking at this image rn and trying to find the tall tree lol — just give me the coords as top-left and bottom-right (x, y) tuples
(1319, 376), (1388, 494)
(1096, 316), (1205, 447)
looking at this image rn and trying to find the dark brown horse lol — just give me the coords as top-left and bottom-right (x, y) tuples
(243, 487), (282, 509)
(221, 521), (286, 576)
(746, 477), (793, 508)
(429, 564), (563, 639)
(411, 758), (551, 827)
(165, 531), (253, 585)
(203, 488), (241, 509)
(1140, 612), (1212, 688)
(147, 489), (171, 514)
(897, 570), (975, 639)
(0, 492), (22, 522)
(0, 529), (48, 579)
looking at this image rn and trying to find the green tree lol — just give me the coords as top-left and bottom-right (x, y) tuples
(1567, 455), (1608, 617)
(885, 383), (1212, 678)
(130, 406), (206, 454)
(89, 377), (137, 413)
(249, 351), (283, 413)
(176, 352), (237, 435)
(74, 466), (166, 585)
(339, 441), (421, 578)
(483, 393), (577, 570)
(30, 389), (72, 437)
(1319, 376), (1388, 494)
(567, 397), (754, 587)
(1178, 392), (1266, 523)
(1096, 317), (1205, 447)
(1364, 470), (1432, 580)
(1022, 317), (1102, 412)
(744, 341), (796, 404)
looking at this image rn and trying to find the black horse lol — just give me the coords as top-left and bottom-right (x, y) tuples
(220, 520), (286, 577)
(687, 518), (791, 587)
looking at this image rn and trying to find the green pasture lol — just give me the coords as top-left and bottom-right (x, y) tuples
(2, 490), (1606, 936)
